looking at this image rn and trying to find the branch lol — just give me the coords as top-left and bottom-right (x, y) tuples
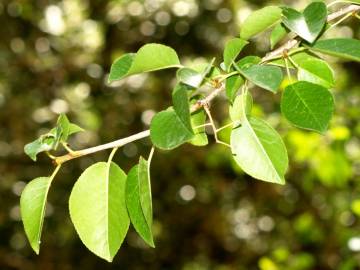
(54, 84), (225, 165)
(54, 3), (360, 166)
(262, 4), (360, 62)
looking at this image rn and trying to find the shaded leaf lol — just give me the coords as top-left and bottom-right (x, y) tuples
(126, 157), (154, 247)
(177, 68), (204, 88)
(150, 84), (194, 150)
(281, 81), (334, 133)
(270, 23), (288, 49)
(190, 109), (208, 146)
(226, 75), (244, 103)
(236, 64), (283, 93)
(310, 38), (360, 62)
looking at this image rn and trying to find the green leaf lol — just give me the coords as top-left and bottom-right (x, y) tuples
(57, 114), (70, 141)
(150, 84), (194, 150)
(177, 68), (203, 88)
(57, 114), (84, 140)
(297, 58), (334, 88)
(231, 116), (288, 184)
(150, 108), (194, 150)
(20, 176), (54, 254)
(108, 53), (136, 82)
(236, 56), (262, 69)
(310, 38), (360, 62)
(68, 123), (85, 136)
(24, 137), (55, 161)
(225, 75), (244, 103)
(236, 64), (283, 93)
(270, 23), (288, 49)
(223, 38), (248, 71)
(108, 44), (181, 82)
(281, 81), (335, 133)
(229, 93), (253, 123)
(282, 2), (327, 43)
(126, 157), (154, 247)
(189, 109), (208, 146)
(69, 162), (129, 262)
(240, 6), (282, 40)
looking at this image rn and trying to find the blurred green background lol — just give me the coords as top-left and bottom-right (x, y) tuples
(1, 0), (360, 269)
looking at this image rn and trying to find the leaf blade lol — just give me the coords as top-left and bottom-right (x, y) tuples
(69, 162), (129, 262)
(281, 81), (335, 133)
(231, 116), (288, 184)
(240, 6), (282, 40)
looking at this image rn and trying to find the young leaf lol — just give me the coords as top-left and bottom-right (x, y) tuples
(240, 6), (282, 40)
(297, 58), (335, 88)
(24, 137), (56, 161)
(310, 38), (360, 62)
(231, 116), (288, 184)
(109, 44), (181, 82)
(126, 157), (154, 247)
(282, 2), (327, 43)
(236, 64), (283, 93)
(189, 109), (208, 146)
(229, 93), (253, 122)
(223, 38), (248, 71)
(20, 176), (55, 254)
(68, 123), (85, 136)
(281, 81), (335, 133)
(69, 162), (129, 262)
(270, 23), (288, 49)
(150, 84), (194, 150)
(56, 114), (84, 140)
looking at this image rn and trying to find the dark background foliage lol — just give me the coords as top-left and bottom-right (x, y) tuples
(1, 0), (360, 269)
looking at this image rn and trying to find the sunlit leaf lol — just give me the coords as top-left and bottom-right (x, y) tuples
(240, 6), (282, 40)
(223, 38), (248, 71)
(229, 93), (253, 122)
(69, 162), (129, 262)
(21, 177), (54, 254)
(231, 116), (288, 184)
(282, 2), (327, 43)
(109, 44), (181, 82)
(297, 58), (334, 88)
